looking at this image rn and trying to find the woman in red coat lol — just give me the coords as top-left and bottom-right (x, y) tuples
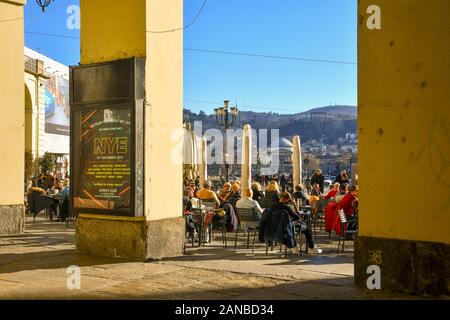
(338, 185), (359, 217)
(324, 182), (340, 200)
(331, 185), (359, 235)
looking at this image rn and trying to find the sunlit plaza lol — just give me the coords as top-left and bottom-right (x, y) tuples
(0, 0), (448, 304)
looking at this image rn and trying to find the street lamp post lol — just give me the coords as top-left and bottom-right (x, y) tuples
(348, 154), (354, 175)
(214, 100), (238, 182)
(36, 0), (54, 12)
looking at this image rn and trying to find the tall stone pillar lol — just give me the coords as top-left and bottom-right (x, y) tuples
(292, 135), (302, 188)
(241, 124), (252, 189)
(356, 0), (450, 295)
(74, 0), (184, 261)
(0, 0), (26, 236)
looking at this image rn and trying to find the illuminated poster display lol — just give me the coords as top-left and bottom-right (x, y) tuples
(74, 108), (131, 211)
(45, 74), (70, 135)
(70, 57), (145, 217)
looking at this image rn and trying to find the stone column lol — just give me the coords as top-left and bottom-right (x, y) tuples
(75, 0), (184, 261)
(0, 0), (26, 236)
(292, 135), (302, 188)
(241, 124), (252, 189)
(356, 0), (450, 296)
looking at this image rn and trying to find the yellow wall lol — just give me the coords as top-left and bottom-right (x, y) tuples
(80, 0), (146, 64)
(0, 0), (25, 205)
(145, 0), (183, 220)
(24, 84), (32, 153)
(80, 0), (183, 221)
(358, 0), (450, 244)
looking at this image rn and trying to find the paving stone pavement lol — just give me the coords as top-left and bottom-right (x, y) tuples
(0, 217), (430, 300)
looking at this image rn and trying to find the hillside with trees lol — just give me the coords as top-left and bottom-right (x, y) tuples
(183, 105), (357, 144)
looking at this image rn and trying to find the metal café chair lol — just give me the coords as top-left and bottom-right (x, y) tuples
(319, 198), (330, 227)
(296, 206), (312, 255)
(263, 211), (289, 257)
(337, 209), (358, 253)
(234, 208), (260, 254)
(190, 207), (205, 247)
(27, 191), (57, 223)
(200, 199), (215, 242)
(200, 199), (228, 247)
(201, 199), (217, 210)
(311, 198), (327, 241)
(62, 198), (77, 228)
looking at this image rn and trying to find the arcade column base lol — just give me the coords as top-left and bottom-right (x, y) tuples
(355, 236), (450, 296)
(75, 214), (185, 261)
(0, 204), (24, 236)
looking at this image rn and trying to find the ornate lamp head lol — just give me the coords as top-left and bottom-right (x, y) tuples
(36, 0), (54, 12)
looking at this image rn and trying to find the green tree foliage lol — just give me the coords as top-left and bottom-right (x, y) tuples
(38, 153), (56, 174)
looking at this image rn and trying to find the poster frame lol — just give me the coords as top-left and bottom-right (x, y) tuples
(69, 58), (145, 217)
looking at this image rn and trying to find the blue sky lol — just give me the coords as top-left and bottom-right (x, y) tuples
(24, 0), (357, 114)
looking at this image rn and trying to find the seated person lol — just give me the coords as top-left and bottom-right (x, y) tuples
(52, 178), (63, 193)
(270, 192), (314, 249)
(338, 185), (358, 217)
(37, 173), (46, 189)
(60, 179), (70, 221)
(223, 182), (241, 208)
(217, 182), (232, 202)
(310, 183), (322, 197)
(309, 183), (322, 209)
(293, 184), (308, 206)
(263, 180), (281, 204)
(183, 187), (193, 212)
(183, 187), (198, 237)
(236, 187), (263, 220)
(334, 183), (349, 203)
(324, 182), (340, 199)
(251, 182), (265, 202)
(197, 180), (220, 208)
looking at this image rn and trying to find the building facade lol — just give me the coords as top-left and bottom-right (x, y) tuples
(24, 47), (70, 178)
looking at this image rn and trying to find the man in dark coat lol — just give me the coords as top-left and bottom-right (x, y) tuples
(310, 169), (325, 194)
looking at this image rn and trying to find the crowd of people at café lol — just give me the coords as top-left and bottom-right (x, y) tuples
(25, 171), (70, 222)
(183, 168), (358, 251)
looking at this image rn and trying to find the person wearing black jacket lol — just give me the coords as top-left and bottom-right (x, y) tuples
(251, 182), (265, 202)
(310, 169), (325, 194)
(269, 192), (315, 249)
(293, 184), (308, 206)
(335, 170), (350, 186)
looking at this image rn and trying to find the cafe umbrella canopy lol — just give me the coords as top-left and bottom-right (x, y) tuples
(183, 122), (201, 182)
(292, 135), (302, 186)
(197, 136), (208, 186)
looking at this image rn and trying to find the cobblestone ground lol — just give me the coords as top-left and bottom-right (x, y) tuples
(0, 216), (428, 300)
